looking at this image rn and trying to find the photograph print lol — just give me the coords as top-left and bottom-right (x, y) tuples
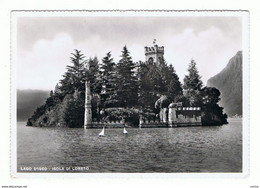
(12, 11), (248, 175)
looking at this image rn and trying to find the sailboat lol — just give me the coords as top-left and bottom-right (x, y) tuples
(123, 127), (128, 134)
(98, 127), (105, 137)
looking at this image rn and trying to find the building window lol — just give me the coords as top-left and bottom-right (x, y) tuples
(158, 57), (162, 63)
(148, 57), (154, 64)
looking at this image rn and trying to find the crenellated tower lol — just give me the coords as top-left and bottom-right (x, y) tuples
(144, 40), (164, 64)
(84, 80), (92, 128)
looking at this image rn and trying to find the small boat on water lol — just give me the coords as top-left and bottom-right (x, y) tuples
(123, 127), (128, 134)
(99, 127), (105, 137)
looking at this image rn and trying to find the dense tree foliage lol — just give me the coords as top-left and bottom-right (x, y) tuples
(88, 56), (102, 94)
(201, 87), (228, 125)
(28, 49), (89, 127)
(99, 52), (118, 108)
(59, 49), (87, 95)
(137, 59), (183, 110)
(183, 59), (227, 125)
(116, 46), (139, 107)
(183, 59), (203, 106)
(27, 47), (227, 127)
(63, 91), (85, 128)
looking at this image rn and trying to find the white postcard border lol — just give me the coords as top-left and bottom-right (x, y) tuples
(10, 10), (250, 178)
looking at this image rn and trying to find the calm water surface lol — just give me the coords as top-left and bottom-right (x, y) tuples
(17, 119), (242, 172)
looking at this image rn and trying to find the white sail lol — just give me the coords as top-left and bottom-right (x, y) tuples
(123, 127), (128, 134)
(99, 127), (105, 137)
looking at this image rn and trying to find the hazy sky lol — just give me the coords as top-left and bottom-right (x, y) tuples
(17, 16), (242, 90)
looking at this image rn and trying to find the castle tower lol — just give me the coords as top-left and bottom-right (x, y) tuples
(84, 80), (92, 128)
(144, 39), (164, 64)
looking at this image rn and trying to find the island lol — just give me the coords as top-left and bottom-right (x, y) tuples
(27, 42), (228, 128)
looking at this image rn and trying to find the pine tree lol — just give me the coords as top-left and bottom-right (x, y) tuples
(166, 64), (183, 102)
(116, 46), (138, 107)
(150, 63), (165, 93)
(137, 58), (183, 110)
(88, 56), (102, 94)
(157, 60), (169, 93)
(156, 59), (183, 100)
(59, 49), (87, 95)
(183, 60), (227, 125)
(137, 62), (162, 109)
(184, 60), (203, 90)
(183, 59), (203, 106)
(100, 52), (118, 108)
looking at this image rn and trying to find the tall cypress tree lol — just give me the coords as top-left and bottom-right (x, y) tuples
(116, 46), (138, 107)
(183, 59), (203, 106)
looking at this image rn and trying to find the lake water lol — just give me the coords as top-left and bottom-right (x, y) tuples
(17, 119), (242, 173)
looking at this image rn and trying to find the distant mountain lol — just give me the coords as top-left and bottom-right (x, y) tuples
(207, 51), (242, 117)
(17, 89), (50, 121)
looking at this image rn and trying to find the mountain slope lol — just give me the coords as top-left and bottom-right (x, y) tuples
(17, 89), (50, 121)
(207, 51), (242, 117)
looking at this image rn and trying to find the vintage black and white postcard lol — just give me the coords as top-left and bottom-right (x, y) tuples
(11, 10), (249, 178)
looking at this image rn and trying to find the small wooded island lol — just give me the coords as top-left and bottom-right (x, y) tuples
(27, 42), (228, 128)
